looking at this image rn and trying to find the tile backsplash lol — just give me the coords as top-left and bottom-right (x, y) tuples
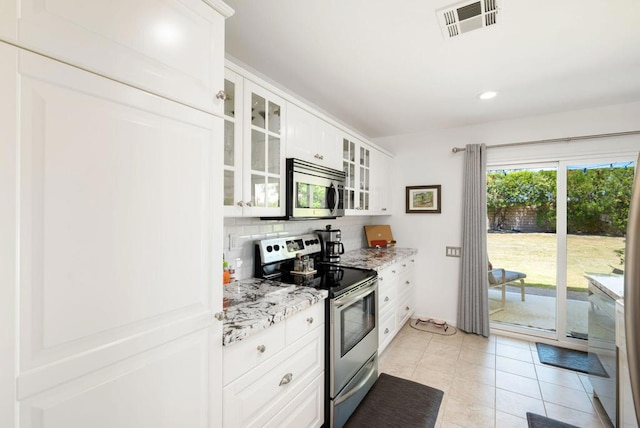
(223, 216), (381, 280)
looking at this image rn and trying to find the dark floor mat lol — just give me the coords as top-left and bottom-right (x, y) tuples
(345, 373), (444, 428)
(526, 412), (580, 428)
(536, 342), (608, 377)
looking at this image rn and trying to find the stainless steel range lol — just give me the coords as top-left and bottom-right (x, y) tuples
(254, 233), (378, 428)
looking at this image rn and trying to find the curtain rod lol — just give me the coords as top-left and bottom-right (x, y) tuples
(451, 130), (640, 153)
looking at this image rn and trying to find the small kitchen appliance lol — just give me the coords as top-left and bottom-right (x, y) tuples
(316, 224), (345, 265)
(254, 233), (378, 428)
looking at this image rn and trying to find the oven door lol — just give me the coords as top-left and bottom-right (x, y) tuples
(330, 279), (378, 397)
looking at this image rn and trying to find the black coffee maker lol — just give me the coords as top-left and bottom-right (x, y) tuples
(315, 224), (345, 265)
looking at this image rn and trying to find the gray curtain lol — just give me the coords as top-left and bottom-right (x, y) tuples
(457, 143), (490, 336)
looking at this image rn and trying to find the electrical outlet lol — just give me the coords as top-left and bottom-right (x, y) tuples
(446, 246), (462, 257)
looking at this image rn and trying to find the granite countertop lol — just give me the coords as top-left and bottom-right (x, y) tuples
(222, 278), (328, 346)
(585, 273), (624, 300)
(340, 247), (418, 271)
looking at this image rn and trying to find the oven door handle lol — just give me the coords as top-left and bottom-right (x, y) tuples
(333, 284), (376, 309)
(333, 356), (377, 406)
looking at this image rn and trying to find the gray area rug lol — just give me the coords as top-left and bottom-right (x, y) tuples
(536, 342), (608, 377)
(345, 373), (444, 428)
(526, 412), (580, 428)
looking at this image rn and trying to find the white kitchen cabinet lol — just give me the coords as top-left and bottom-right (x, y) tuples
(376, 255), (416, 354)
(617, 300), (639, 428)
(1, 44), (224, 427)
(342, 136), (372, 214)
(286, 102), (342, 170)
(223, 68), (287, 217)
(223, 302), (325, 427)
(0, 0), (232, 115)
(371, 149), (393, 215)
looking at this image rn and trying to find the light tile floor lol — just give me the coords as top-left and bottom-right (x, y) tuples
(378, 323), (613, 427)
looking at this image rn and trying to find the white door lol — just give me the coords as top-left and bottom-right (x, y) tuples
(1, 44), (223, 428)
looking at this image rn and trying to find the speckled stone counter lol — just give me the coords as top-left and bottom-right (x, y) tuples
(222, 278), (328, 346)
(585, 273), (624, 300)
(340, 247), (418, 271)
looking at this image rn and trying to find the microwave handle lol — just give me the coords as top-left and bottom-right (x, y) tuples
(328, 182), (340, 214)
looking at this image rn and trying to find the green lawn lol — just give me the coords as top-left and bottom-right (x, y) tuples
(487, 233), (625, 290)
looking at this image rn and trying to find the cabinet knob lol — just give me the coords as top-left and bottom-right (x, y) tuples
(392, 270), (396, 274)
(402, 264), (407, 268)
(405, 280), (410, 285)
(279, 373), (293, 386)
(246, 201), (254, 207)
(306, 317), (314, 324)
(214, 312), (224, 321)
(384, 296), (389, 302)
(236, 201), (245, 207)
(215, 90), (228, 100)
(406, 306), (410, 311)
(379, 277), (383, 281)
(382, 208), (387, 211)
(257, 345), (266, 353)
(384, 328), (389, 334)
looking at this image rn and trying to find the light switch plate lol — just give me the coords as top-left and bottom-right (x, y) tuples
(446, 246), (462, 257)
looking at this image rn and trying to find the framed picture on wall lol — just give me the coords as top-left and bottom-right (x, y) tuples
(406, 185), (441, 214)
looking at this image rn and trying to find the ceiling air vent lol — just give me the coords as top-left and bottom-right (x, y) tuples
(437, 0), (498, 39)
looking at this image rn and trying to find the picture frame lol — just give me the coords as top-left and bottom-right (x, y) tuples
(406, 185), (441, 214)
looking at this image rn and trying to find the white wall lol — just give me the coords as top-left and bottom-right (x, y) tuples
(374, 101), (640, 326)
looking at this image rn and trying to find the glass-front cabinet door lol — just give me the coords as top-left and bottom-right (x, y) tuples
(222, 69), (244, 216)
(223, 70), (286, 217)
(342, 136), (371, 214)
(243, 81), (286, 217)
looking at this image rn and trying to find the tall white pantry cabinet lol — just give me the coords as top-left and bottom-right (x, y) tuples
(0, 1), (233, 427)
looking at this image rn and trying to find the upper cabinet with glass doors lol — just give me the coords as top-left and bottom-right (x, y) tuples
(342, 136), (371, 213)
(223, 68), (286, 217)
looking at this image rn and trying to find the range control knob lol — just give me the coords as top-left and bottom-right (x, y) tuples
(314, 239), (319, 244)
(274, 244), (280, 251)
(266, 245), (273, 252)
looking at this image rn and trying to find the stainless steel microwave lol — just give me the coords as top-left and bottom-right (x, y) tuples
(281, 158), (345, 220)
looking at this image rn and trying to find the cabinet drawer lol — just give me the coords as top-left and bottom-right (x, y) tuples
(223, 328), (324, 428)
(396, 292), (415, 327)
(379, 308), (397, 353)
(263, 373), (324, 428)
(397, 271), (414, 295)
(377, 264), (398, 288)
(379, 285), (396, 313)
(223, 321), (286, 385)
(286, 302), (325, 346)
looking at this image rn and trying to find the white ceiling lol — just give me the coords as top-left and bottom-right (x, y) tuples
(224, 0), (640, 140)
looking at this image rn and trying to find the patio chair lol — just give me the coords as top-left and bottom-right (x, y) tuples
(488, 263), (526, 314)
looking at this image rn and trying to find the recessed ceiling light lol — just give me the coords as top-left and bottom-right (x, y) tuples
(479, 91), (498, 100)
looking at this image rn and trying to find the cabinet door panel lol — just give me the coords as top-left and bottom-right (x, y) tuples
(12, 50), (222, 410)
(14, 0), (226, 114)
(20, 329), (214, 428)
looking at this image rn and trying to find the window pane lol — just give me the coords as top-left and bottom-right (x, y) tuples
(268, 101), (281, 134)
(267, 177), (280, 208)
(224, 170), (234, 206)
(251, 174), (266, 207)
(251, 93), (266, 128)
(251, 130), (265, 171)
(224, 79), (235, 118)
(268, 136), (280, 174)
(224, 120), (234, 167)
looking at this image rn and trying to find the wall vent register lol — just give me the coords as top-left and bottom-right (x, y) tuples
(437, 0), (498, 39)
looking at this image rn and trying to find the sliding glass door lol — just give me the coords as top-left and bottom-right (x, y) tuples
(487, 164), (558, 336)
(488, 157), (636, 342)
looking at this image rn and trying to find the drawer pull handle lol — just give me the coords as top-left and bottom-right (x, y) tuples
(384, 328), (389, 334)
(257, 345), (266, 353)
(384, 296), (390, 302)
(279, 373), (293, 386)
(306, 317), (314, 324)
